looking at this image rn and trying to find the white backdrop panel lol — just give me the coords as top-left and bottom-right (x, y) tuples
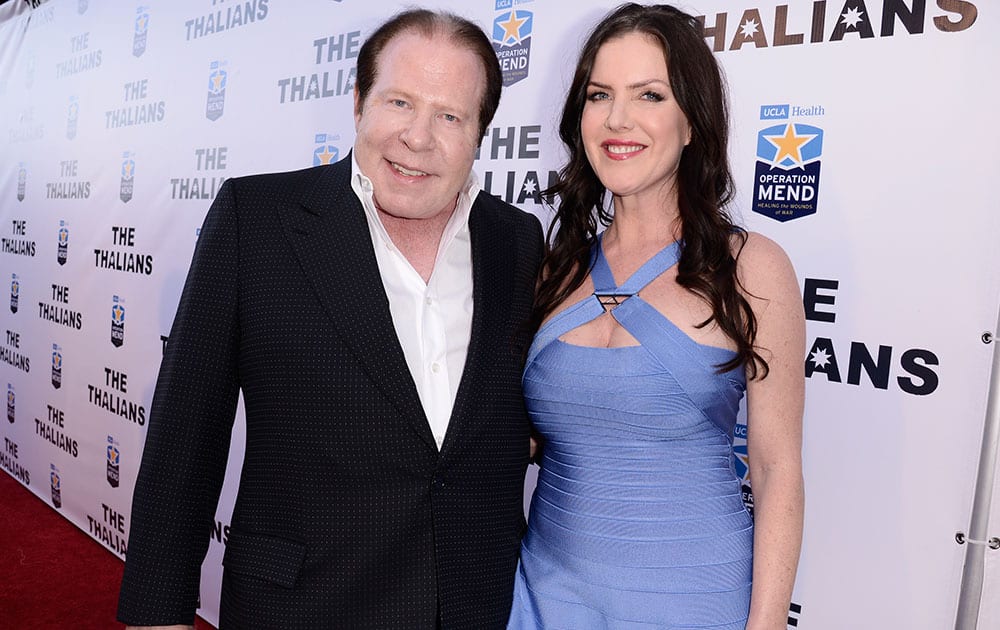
(1, 0), (998, 627)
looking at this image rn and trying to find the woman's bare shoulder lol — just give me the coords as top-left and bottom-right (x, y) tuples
(732, 230), (799, 302)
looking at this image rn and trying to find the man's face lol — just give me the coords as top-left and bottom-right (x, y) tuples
(353, 31), (485, 222)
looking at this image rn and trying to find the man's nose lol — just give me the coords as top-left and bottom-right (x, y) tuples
(399, 112), (435, 151)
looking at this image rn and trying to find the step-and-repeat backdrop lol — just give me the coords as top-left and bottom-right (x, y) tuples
(2, 0), (998, 627)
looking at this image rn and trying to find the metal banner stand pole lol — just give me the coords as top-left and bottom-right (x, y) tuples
(955, 310), (1000, 630)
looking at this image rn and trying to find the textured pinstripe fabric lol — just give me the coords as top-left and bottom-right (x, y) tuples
(117, 155), (544, 629)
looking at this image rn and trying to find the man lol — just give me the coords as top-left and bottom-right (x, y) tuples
(117, 9), (543, 629)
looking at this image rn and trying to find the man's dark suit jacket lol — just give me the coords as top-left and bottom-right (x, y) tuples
(117, 155), (544, 629)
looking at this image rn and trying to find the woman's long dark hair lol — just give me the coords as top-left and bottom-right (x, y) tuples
(535, 2), (768, 378)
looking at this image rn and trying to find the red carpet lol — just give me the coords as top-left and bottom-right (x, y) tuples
(0, 471), (214, 629)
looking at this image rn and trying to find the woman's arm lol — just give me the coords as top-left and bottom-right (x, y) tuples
(739, 232), (806, 630)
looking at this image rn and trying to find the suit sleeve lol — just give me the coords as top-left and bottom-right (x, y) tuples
(117, 179), (242, 625)
(528, 213), (544, 267)
(516, 208), (545, 283)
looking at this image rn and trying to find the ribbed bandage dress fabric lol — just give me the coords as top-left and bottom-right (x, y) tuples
(508, 238), (752, 629)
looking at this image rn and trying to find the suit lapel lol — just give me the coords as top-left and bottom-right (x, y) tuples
(439, 195), (516, 458)
(277, 156), (436, 451)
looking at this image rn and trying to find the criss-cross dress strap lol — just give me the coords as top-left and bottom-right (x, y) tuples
(527, 236), (682, 366)
(590, 233), (682, 296)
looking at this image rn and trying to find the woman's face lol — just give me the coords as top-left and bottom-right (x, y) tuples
(580, 32), (691, 208)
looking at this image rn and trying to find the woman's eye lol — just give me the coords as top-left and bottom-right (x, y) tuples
(641, 91), (664, 102)
(586, 91), (609, 101)
(442, 113), (458, 122)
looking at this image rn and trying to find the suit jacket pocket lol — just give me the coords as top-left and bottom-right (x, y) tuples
(222, 530), (307, 589)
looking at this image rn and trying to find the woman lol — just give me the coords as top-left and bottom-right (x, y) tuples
(508, 4), (804, 629)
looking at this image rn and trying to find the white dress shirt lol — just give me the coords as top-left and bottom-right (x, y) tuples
(350, 156), (477, 450)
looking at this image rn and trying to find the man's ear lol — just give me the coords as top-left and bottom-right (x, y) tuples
(353, 85), (362, 124)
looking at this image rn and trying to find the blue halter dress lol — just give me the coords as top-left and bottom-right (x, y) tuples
(507, 237), (752, 629)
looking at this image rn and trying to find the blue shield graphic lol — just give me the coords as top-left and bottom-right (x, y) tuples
(9, 275), (17, 314)
(492, 10), (533, 86)
(57, 224), (69, 265)
(133, 9), (149, 57)
(313, 133), (340, 166)
(50, 466), (62, 508)
(120, 154), (135, 203)
(106, 438), (121, 488)
(51, 346), (62, 389)
(111, 299), (126, 347)
(67, 97), (79, 140)
(752, 123), (824, 222)
(206, 63), (227, 121)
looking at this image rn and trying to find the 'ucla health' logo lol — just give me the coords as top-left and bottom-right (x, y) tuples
(313, 133), (340, 166)
(106, 435), (121, 488)
(134, 7), (150, 57)
(752, 117), (824, 222)
(6, 383), (14, 424)
(9, 273), (18, 314)
(206, 61), (227, 121)
(120, 151), (135, 203)
(111, 295), (126, 347)
(492, 4), (533, 87)
(57, 221), (69, 266)
(67, 96), (79, 140)
(51, 343), (62, 389)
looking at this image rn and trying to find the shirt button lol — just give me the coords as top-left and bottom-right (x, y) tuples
(425, 297), (433, 306)
(431, 362), (441, 374)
